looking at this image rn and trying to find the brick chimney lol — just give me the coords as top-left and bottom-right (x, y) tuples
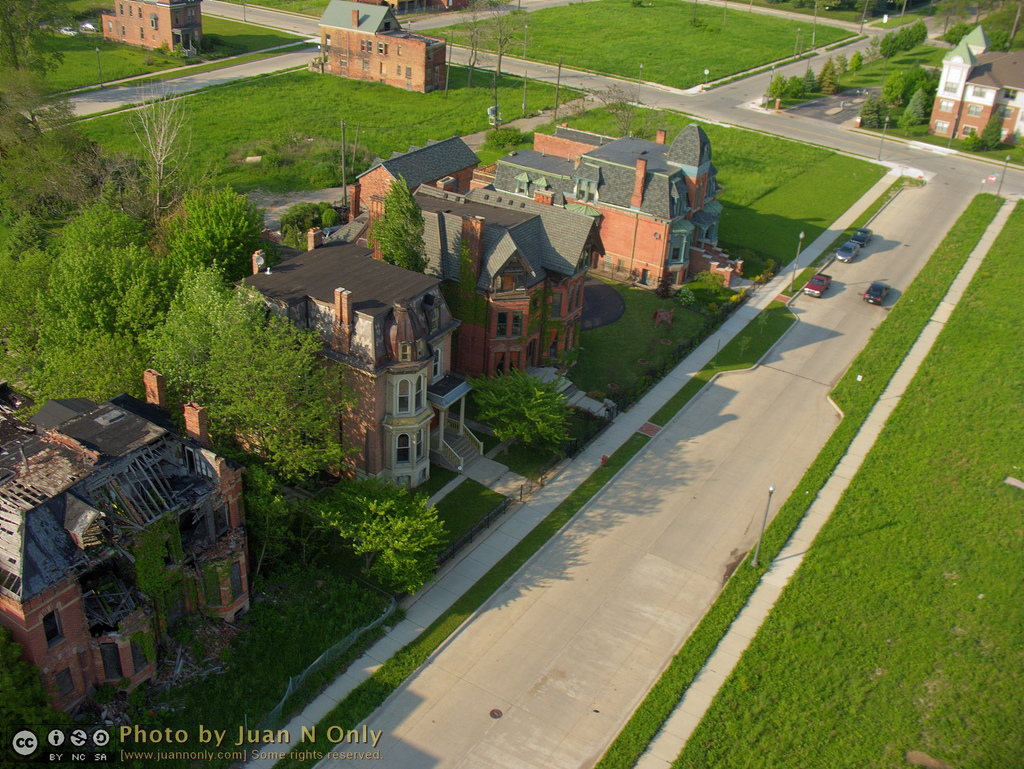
(307, 227), (323, 251)
(349, 182), (361, 222)
(461, 216), (485, 279)
(534, 189), (554, 205)
(333, 287), (353, 354)
(656, 129), (667, 144)
(352, 8), (359, 26)
(631, 158), (647, 209)
(183, 403), (209, 448)
(436, 176), (458, 192)
(252, 249), (265, 275)
(143, 369), (166, 409)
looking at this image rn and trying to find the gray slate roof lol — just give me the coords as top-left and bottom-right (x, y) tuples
(416, 186), (598, 291)
(967, 51), (1024, 89)
(361, 137), (479, 191)
(666, 124), (712, 169)
(320, 0), (398, 32)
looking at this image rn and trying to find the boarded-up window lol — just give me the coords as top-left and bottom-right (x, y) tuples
(101, 643), (123, 680)
(56, 668), (74, 696)
(230, 561), (243, 601)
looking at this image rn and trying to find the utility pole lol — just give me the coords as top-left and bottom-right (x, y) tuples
(522, 25), (528, 116)
(553, 56), (562, 120)
(860, 0), (869, 34)
(444, 36), (450, 97)
(812, 0), (819, 49)
(341, 120), (347, 206)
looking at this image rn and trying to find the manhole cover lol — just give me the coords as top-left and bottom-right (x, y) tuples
(489, 709), (503, 719)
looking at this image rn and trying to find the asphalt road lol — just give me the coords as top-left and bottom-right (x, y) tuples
(319, 178), (971, 769)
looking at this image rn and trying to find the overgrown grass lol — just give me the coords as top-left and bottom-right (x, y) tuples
(840, 43), (947, 91)
(41, 17), (304, 92)
(540, 109), (884, 274)
(440, 0), (849, 90)
(676, 198), (1020, 768)
(596, 194), (1004, 769)
(649, 301), (796, 426)
(432, 479), (504, 542)
(79, 67), (569, 193)
(571, 280), (711, 398)
(275, 432), (652, 769)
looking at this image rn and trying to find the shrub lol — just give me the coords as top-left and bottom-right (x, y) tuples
(980, 111), (1004, 149)
(321, 207), (340, 227)
(942, 22), (971, 45)
(488, 127), (527, 148)
(786, 75), (805, 99)
(962, 132), (983, 151)
(262, 152), (282, 169)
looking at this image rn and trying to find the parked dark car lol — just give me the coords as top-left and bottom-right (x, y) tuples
(863, 282), (890, 305)
(803, 273), (832, 297)
(836, 241), (861, 262)
(850, 227), (873, 246)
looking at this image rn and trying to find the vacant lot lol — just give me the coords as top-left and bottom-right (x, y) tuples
(42, 18), (303, 91)
(675, 201), (1024, 768)
(79, 68), (566, 192)
(441, 0), (850, 90)
(540, 109), (885, 272)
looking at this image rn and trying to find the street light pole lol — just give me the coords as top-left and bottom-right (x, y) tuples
(242, 0), (246, 22)
(877, 115), (890, 160)
(765, 64), (775, 107)
(704, 68), (710, 90)
(795, 28), (801, 57)
(790, 231), (805, 292)
(638, 62), (643, 90)
(752, 484), (775, 568)
(997, 154), (1011, 197)
(812, 0), (819, 48)
(859, 0), (869, 34)
(95, 47), (102, 87)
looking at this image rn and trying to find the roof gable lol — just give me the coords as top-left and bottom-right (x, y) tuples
(320, 0), (397, 32)
(362, 137), (479, 191)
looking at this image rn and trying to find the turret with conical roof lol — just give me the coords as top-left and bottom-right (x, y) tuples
(667, 124), (712, 169)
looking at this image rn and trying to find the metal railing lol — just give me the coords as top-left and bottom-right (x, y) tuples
(436, 498), (511, 566)
(263, 583), (396, 729)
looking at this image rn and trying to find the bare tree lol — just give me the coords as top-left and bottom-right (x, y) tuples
(127, 90), (193, 222)
(595, 83), (649, 138)
(464, 0), (488, 87)
(486, 1), (524, 77)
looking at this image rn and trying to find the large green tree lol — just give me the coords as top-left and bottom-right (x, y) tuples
(316, 479), (445, 595)
(980, 111), (1004, 149)
(166, 187), (265, 281)
(472, 367), (570, 452)
(372, 174), (426, 273)
(150, 269), (352, 480)
(0, 0), (66, 74)
(0, 627), (65, 731)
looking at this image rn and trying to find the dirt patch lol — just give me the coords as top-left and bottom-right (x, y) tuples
(723, 548), (747, 581)
(906, 750), (955, 769)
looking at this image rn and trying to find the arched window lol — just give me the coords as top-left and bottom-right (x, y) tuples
(397, 379), (410, 413)
(397, 434), (411, 464)
(414, 375), (424, 411)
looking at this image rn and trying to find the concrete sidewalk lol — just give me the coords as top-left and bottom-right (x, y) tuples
(245, 168), (904, 769)
(632, 197), (1018, 769)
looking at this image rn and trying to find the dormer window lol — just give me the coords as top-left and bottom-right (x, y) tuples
(416, 339), (426, 359)
(399, 342), (412, 361)
(575, 180), (597, 204)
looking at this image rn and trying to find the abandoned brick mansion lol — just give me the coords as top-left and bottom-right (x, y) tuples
(0, 377), (247, 710)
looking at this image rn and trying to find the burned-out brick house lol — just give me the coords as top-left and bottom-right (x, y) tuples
(315, 0), (446, 93)
(246, 243), (483, 485)
(414, 185), (603, 377)
(484, 124), (742, 288)
(0, 374), (247, 710)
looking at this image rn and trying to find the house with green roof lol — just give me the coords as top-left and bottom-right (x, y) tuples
(316, 0), (446, 93)
(930, 26), (1024, 143)
(485, 124), (741, 289)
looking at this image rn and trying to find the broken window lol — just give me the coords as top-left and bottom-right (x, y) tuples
(81, 569), (138, 636)
(230, 561), (243, 601)
(101, 643), (123, 680)
(131, 640), (149, 675)
(43, 610), (63, 646)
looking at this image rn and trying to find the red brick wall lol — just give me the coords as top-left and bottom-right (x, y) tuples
(323, 27), (445, 93)
(595, 207), (668, 286)
(102, 0), (201, 50)
(342, 368), (387, 476)
(535, 132), (598, 163)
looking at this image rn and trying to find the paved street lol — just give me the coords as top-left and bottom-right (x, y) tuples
(315, 176), (969, 768)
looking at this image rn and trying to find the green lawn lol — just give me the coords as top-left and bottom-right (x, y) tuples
(41, 17), (304, 92)
(439, 0), (850, 90)
(597, 194), (1005, 769)
(871, 10), (928, 28)
(79, 68), (569, 193)
(571, 280), (710, 399)
(542, 108), (885, 273)
(841, 43), (947, 91)
(675, 199), (1023, 769)
(432, 479), (504, 543)
(215, 0), (327, 15)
